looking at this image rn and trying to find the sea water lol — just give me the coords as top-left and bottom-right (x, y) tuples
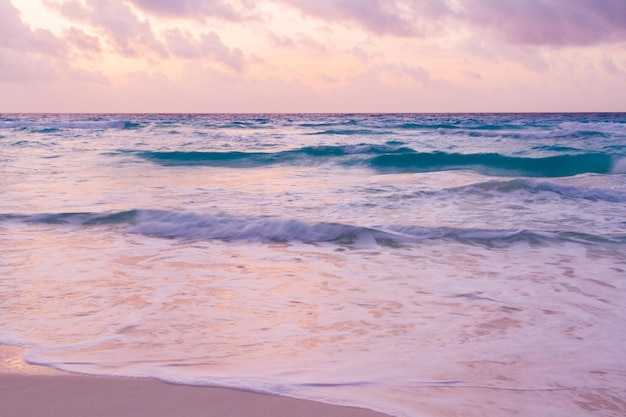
(1, 113), (625, 416)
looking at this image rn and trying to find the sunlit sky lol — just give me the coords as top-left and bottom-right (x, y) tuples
(2, 0), (626, 112)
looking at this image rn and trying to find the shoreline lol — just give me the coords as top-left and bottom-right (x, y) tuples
(0, 345), (392, 417)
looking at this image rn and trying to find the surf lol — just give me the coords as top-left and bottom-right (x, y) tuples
(3, 209), (623, 246)
(370, 151), (617, 177)
(135, 144), (415, 167)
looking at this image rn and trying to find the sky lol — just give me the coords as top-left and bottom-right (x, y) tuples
(1, 0), (625, 112)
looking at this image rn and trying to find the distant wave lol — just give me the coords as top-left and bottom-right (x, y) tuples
(443, 179), (626, 203)
(306, 129), (391, 135)
(391, 122), (528, 131)
(2, 210), (623, 246)
(3, 115), (625, 138)
(558, 121), (626, 136)
(0, 120), (139, 131)
(386, 120), (625, 140)
(300, 118), (626, 138)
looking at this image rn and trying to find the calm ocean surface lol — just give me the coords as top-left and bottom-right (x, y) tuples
(1, 113), (625, 416)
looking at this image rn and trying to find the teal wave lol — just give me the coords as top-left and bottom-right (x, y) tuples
(370, 152), (616, 177)
(137, 144), (414, 167)
(136, 145), (623, 177)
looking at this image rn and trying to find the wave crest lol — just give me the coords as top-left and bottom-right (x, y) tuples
(0, 120), (138, 131)
(370, 152), (616, 177)
(136, 144), (414, 167)
(449, 179), (626, 202)
(134, 144), (624, 178)
(2, 210), (623, 246)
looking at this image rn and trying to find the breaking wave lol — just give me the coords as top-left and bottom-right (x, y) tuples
(136, 144), (414, 167)
(441, 179), (626, 202)
(136, 146), (624, 178)
(2, 210), (623, 246)
(370, 151), (619, 177)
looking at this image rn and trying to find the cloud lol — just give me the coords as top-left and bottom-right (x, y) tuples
(46, 0), (168, 57)
(0, 49), (57, 82)
(318, 73), (340, 84)
(268, 31), (328, 53)
(43, 0), (89, 20)
(63, 27), (102, 53)
(127, 0), (242, 20)
(459, 0), (626, 46)
(0, 45), (105, 84)
(383, 63), (432, 86)
(0, 0), (66, 55)
(280, 0), (451, 37)
(0, 0), (74, 82)
(603, 57), (626, 80)
(350, 46), (370, 63)
(279, 0), (626, 46)
(460, 35), (551, 73)
(164, 29), (246, 71)
(462, 70), (482, 81)
(46, 0), (248, 69)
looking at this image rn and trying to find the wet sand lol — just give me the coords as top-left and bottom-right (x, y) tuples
(0, 345), (391, 417)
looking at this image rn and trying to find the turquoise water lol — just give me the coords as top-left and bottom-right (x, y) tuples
(1, 113), (625, 416)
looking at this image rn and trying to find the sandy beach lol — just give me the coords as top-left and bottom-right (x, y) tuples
(0, 345), (391, 417)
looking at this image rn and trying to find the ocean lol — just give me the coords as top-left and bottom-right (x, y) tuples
(1, 113), (625, 416)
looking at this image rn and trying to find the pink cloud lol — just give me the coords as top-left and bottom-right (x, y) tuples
(318, 73), (340, 84)
(281, 0), (626, 46)
(0, 0), (107, 84)
(603, 57), (626, 79)
(268, 32), (328, 53)
(460, 0), (626, 46)
(0, 49), (57, 82)
(43, 0), (90, 20)
(46, 0), (248, 69)
(127, 0), (241, 20)
(350, 46), (370, 63)
(164, 29), (246, 71)
(63, 27), (102, 53)
(460, 36), (550, 73)
(47, 0), (168, 57)
(0, 0), (65, 82)
(1, 0), (65, 56)
(381, 63), (432, 86)
(280, 0), (452, 37)
(282, 0), (417, 36)
(463, 70), (482, 81)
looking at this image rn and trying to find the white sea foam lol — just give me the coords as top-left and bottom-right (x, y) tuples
(611, 156), (626, 174)
(457, 179), (626, 202)
(5, 209), (622, 245)
(3, 228), (625, 417)
(559, 121), (626, 134)
(343, 144), (373, 154)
